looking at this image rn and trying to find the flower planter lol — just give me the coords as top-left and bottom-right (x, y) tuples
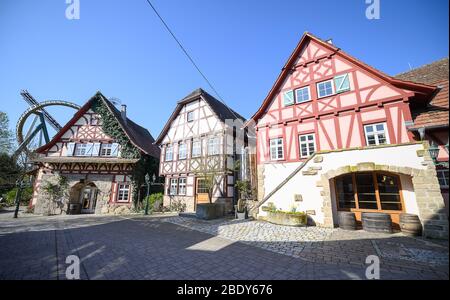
(266, 211), (307, 227)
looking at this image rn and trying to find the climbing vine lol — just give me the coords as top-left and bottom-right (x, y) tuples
(91, 94), (159, 209)
(91, 95), (140, 159)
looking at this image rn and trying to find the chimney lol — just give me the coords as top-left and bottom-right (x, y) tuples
(121, 104), (127, 123)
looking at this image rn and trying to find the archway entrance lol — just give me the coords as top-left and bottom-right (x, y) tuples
(334, 171), (404, 227)
(69, 182), (98, 214)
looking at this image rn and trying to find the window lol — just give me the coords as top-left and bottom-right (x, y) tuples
(335, 172), (402, 211)
(178, 143), (187, 160)
(196, 178), (209, 194)
(299, 134), (316, 158)
(74, 144), (88, 156)
(283, 90), (295, 106)
(165, 145), (173, 161)
(100, 144), (113, 156)
(295, 86), (311, 103)
(437, 170), (449, 188)
(192, 140), (202, 157)
(178, 178), (187, 195)
(317, 80), (334, 98)
(117, 184), (130, 202)
(364, 123), (389, 146)
(169, 178), (178, 195)
(208, 137), (220, 155)
(187, 111), (195, 122)
(334, 74), (350, 93)
(269, 138), (284, 160)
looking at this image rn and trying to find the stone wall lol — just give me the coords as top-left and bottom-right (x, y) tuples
(256, 142), (448, 239)
(34, 172), (132, 216)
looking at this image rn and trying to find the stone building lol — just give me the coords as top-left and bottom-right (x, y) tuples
(30, 92), (160, 215)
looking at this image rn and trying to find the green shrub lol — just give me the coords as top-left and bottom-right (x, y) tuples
(4, 187), (33, 206)
(266, 202), (277, 213)
(145, 192), (163, 212)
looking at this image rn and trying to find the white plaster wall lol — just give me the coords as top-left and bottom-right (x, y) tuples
(259, 144), (427, 225)
(400, 174), (419, 215)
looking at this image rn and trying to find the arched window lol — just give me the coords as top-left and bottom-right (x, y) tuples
(335, 172), (403, 212)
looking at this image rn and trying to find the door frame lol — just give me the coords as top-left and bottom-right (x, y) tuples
(80, 185), (98, 214)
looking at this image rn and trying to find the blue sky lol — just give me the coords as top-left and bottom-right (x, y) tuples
(0, 0), (448, 140)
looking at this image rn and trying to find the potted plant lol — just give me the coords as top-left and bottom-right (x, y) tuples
(235, 198), (247, 220)
(235, 180), (251, 219)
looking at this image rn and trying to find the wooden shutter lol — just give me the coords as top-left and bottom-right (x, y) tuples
(92, 143), (101, 156)
(283, 90), (295, 106)
(111, 143), (120, 157)
(66, 142), (75, 156)
(334, 74), (350, 93)
(85, 143), (94, 156)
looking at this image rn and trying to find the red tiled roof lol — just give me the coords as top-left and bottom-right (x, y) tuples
(395, 58), (449, 128)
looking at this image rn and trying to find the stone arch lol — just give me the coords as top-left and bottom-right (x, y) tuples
(317, 162), (448, 239)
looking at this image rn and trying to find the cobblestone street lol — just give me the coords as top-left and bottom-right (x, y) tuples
(0, 212), (448, 280)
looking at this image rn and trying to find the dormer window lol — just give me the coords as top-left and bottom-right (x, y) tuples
(187, 111), (195, 122)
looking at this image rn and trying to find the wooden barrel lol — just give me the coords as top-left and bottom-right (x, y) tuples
(362, 212), (392, 233)
(338, 212), (357, 230)
(399, 213), (422, 236)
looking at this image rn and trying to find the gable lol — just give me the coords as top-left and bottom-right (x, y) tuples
(43, 109), (117, 157)
(249, 33), (436, 127)
(161, 97), (224, 144)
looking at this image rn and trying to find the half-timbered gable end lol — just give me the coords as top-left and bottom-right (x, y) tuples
(247, 33), (448, 239)
(31, 92), (160, 216)
(155, 88), (246, 213)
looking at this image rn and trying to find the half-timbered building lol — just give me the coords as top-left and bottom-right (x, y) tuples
(155, 88), (246, 213)
(31, 92), (160, 215)
(246, 33), (448, 238)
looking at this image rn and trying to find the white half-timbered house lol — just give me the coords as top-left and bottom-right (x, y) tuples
(155, 88), (246, 213)
(30, 92), (160, 215)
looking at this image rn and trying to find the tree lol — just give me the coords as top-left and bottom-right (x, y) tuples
(0, 111), (14, 154)
(196, 157), (223, 204)
(0, 153), (22, 195)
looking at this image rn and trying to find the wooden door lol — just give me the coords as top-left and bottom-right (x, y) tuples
(196, 178), (210, 205)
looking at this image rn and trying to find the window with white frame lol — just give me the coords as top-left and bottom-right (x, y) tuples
(295, 86), (311, 103)
(178, 143), (187, 160)
(283, 90), (295, 106)
(364, 123), (389, 146)
(192, 140), (202, 157)
(117, 184), (130, 202)
(208, 137), (220, 155)
(317, 80), (334, 98)
(74, 143), (88, 156)
(299, 134), (316, 158)
(187, 111), (195, 122)
(437, 169), (449, 188)
(269, 138), (284, 160)
(178, 178), (187, 195)
(100, 143), (113, 156)
(165, 145), (173, 161)
(169, 178), (178, 195)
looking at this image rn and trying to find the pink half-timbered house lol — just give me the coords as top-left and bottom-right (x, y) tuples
(155, 88), (246, 213)
(31, 92), (160, 215)
(246, 33), (448, 239)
